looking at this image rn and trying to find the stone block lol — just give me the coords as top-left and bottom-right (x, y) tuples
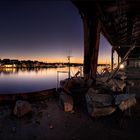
(59, 92), (73, 112)
(13, 100), (32, 117)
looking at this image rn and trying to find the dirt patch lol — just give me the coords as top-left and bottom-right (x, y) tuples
(0, 96), (139, 140)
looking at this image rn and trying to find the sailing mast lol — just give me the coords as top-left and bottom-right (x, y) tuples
(67, 49), (72, 78)
(67, 56), (72, 79)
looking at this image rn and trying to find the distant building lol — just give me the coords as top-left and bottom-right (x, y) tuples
(2, 59), (11, 64)
(33, 61), (40, 67)
(11, 59), (19, 64)
(3, 64), (17, 68)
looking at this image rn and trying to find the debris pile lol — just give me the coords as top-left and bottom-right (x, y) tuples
(85, 88), (116, 117)
(60, 77), (85, 94)
(97, 70), (127, 92)
(59, 77), (86, 112)
(86, 69), (136, 117)
(60, 69), (136, 117)
(116, 94), (136, 111)
(85, 88), (136, 117)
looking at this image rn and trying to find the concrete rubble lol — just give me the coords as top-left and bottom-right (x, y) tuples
(118, 96), (136, 111)
(85, 88), (115, 117)
(13, 100), (32, 117)
(90, 106), (116, 117)
(97, 70), (127, 92)
(85, 87), (136, 117)
(60, 69), (136, 117)
(60, 77), (85, 94)
(59, 91), (74, 112)
(85, 69), (136, 117)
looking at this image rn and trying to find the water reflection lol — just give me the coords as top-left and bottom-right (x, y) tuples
(0, 68), (17, 75)
(0, 67), (80, 94)
(0, 66), (108, 94)
(0, 67), (47, 74)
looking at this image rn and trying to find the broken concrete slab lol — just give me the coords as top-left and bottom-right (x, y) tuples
(118, 97), (136, 111)
(107, 79), (126, 92)
(114, 94), (136, 105)
(87, 105), (116, 117)
(85, 88), (116, 117)
(86, 88), (113, 106)
(13, 100), (32, 117)
(85, 88), (136, 117)
(59, 92), (73, 112)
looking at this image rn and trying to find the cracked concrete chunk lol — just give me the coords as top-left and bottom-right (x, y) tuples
(13, 100), (32, 117)
(59, 92), (73, 112)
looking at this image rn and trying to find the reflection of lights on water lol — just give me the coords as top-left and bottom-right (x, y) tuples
(3, 68), (17, 73)
(120, 64), (125, 69)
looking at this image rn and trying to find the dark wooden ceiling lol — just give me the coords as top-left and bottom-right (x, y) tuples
(73, 0), (140, 58)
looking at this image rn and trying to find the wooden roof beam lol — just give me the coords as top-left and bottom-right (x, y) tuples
(96, 3), (115, 46)
(103, 3), (129, 13)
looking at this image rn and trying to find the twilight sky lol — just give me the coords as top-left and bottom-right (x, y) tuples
(0, 0), (112, 63)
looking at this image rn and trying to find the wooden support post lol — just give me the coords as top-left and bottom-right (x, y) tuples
(111, 47), (114, 71)
(82, 11), (100, 80)
(108, 45), (135, 80)
(82, 15), (90, 80)
(90, 18), (101, 78)
(118, 54), (120, 66)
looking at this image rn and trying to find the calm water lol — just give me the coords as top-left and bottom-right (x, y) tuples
(0, 67), (81, 94)
(0, 66), (108, 94)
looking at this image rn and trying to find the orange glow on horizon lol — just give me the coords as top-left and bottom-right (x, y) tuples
(39, 57), (84, 63)
(7, 56), (111, 64)
(98, 59), (111, 65)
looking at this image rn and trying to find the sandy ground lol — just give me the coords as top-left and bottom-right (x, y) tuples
(0, 95), (140, 140)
